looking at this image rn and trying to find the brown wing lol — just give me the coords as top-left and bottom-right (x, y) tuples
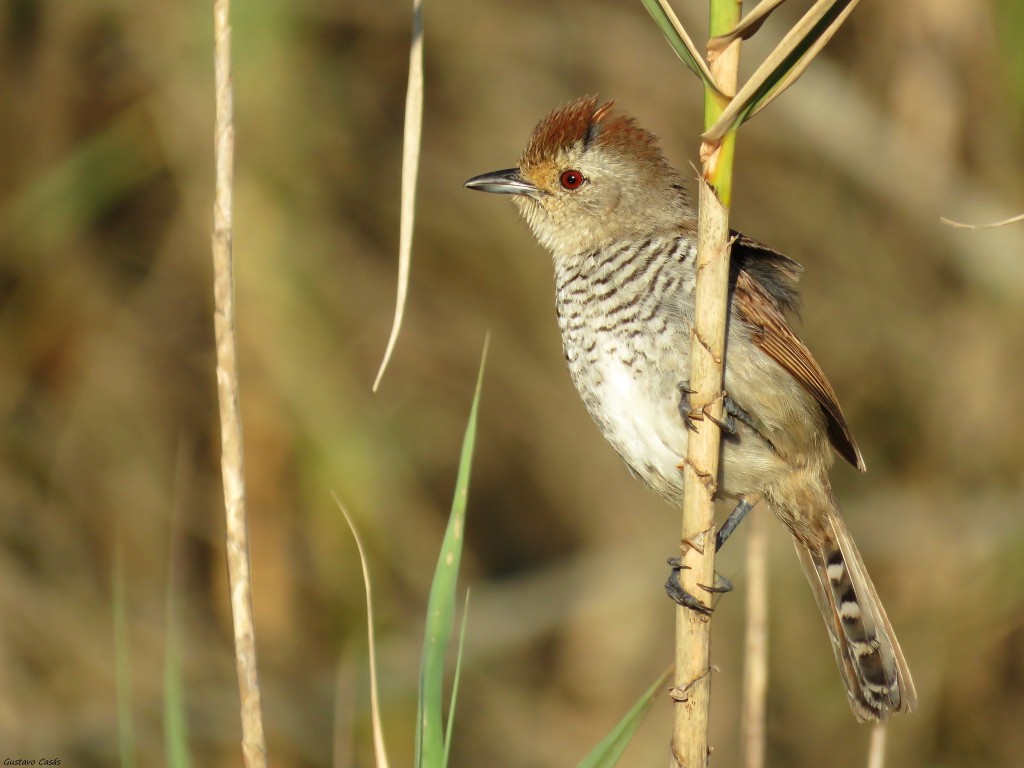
(733, 265), (866, 472)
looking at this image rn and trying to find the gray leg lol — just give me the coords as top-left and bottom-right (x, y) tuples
(715, 497), (753, 552)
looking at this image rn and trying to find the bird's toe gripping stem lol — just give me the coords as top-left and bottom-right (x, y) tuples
(664, 497), (755, 615)
(664, 556), (734, 615)
(677, 380), (759, 436)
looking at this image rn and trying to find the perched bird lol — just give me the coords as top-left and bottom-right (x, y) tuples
(465, 96), (915, 722)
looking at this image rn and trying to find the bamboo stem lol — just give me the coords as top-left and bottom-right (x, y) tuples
(670, 1), (742, 765)
(212, 1), (268, 765)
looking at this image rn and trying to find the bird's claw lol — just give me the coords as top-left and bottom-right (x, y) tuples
(665, 526), (732, 613)
(665, 563), (714, 616)
(678, 380), (760, 439)
(700, 403), (737, 435)
(698, 573), (734, 594)
(677, 381), (701, 432)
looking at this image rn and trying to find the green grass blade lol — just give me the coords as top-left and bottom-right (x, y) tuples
(1, 107), (162, 252)
(415, 338), (488, 767)
(576, 667), (672, 768)
(442, 590), (471, 766)
(640, 0), (725, 99)
(166, 440), (192, 768)
(703, 0), (860, 142)
(113, 542), (137, 768)
(164, 614), (191, 768)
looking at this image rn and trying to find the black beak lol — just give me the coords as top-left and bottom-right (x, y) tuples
(464, 168), (539, 196)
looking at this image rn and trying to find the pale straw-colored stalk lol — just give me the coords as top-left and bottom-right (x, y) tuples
(741, 506), (769, 768)
(867, 722), (888, 768)
(212, 1), (267, 765)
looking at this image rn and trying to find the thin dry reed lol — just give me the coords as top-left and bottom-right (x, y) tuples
(867, 723), (888, 768)
(741, 506), (769, 768)
(212, 0), (267, 765)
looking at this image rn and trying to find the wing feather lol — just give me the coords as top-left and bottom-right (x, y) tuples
(731, 237), (866, 471)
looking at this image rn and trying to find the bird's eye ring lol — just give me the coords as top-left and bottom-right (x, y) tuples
(560, 170), (584, 190)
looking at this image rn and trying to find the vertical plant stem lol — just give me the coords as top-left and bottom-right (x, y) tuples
(867, 723), (888, 768)
(741, 506), (768, 768)
(212, 1), (268, 766)
(670, 1), (743, 766)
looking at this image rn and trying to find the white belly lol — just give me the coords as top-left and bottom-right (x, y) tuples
(581, 352), (789, 505)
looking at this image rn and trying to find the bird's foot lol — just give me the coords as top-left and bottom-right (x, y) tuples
(665, 557), (713, 616)
(677, 380), (759, 437)
(665, 555), (734, 608)
(677, 382), (700, 432)
(665, 502), (748, 615)
(723, 395), (758, 433)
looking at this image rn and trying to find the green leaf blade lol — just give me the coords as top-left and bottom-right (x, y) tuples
(576, 668), (672, 768)
(114, 542), (138, 768)
(415, 339), (488, 767)
(442, 590), (472, 766)
(640, 0), (725, 98)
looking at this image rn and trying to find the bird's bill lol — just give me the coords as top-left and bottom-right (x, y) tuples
(464, 168), (539, 196)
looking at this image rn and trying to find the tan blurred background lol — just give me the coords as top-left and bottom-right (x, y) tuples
(2, 0), (1024, 765)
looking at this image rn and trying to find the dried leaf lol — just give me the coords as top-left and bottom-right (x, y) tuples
(703, 0), (861, 143)
(709, 0), (789, 51)
(642, 0), (726, 98)
(374, 0), (424, 391)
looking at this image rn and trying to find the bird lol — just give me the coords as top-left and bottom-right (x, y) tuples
(464, 96), (915, 722)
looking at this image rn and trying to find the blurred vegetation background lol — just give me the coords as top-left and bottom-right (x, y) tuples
(2, 1), (1024, 766)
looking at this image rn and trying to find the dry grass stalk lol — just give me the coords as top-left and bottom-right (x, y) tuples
(670, 11), (743, 768)
(212, 1), (268, 765)
(940, 212), (1024, 229)
(741, 505), (769, 768)
(867, 722), (888, 768)
(334, 495), (392, 768)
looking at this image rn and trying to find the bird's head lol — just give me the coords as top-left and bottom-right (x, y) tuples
(466, 96), (693, 258)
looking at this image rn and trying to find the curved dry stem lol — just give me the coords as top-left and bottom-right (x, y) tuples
(334, 495), (392, 768)
(940, 212), (1024, 230)
(373, 0), (424, 392)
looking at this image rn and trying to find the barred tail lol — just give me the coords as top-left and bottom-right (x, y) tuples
(794, 509), (917, 722)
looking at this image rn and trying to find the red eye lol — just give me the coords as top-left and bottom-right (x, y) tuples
(560, 170), (584, 190)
